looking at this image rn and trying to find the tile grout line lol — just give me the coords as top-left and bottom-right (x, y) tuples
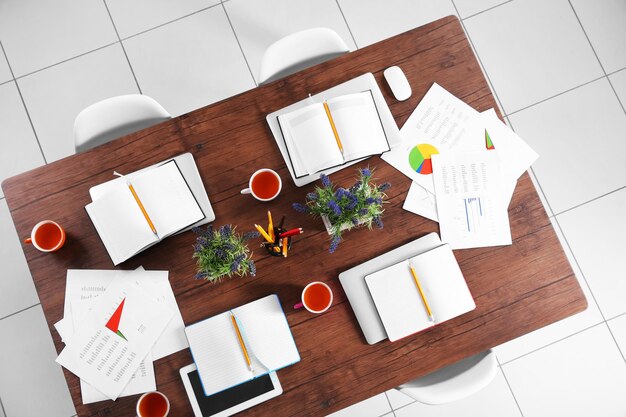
(220, 2), (257, 87)
(0, 41), (48, 165)
(382, 391), (394, 414)
(496, 356), (525, 417)
(500, 321), (606, 367)
(120, 2), (225, 42)
(0, 302), (40, 321)
(102, 0), (142, 94)
(553, 185), (626, 217)
(504, 74), (606, 117)
(451, 0), (508, 116)
(460, 0), (514, 20)
(334, 0), (360, 49)
(566, 0), (626, 116)
(13, 41), (119, 81)
(604, 322), (626, 364)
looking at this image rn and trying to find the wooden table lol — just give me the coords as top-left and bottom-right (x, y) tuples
(2, 16), (587, 417)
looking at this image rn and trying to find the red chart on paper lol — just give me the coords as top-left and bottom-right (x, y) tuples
(105, 298), (128, 341)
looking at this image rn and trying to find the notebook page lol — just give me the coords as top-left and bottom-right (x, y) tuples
(279, 104), (343, 175)
(131, 161), (204, 238)
(327, 91), (389, 161)
(409, 244), (475, 323)
(185, 312), (252, 396)
(85, 186), (157, 264)
(233, 294), (300, 372)
(365, 261), (434, 342)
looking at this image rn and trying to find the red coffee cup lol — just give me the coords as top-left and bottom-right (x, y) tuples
(294, 281), (333, 313)
(23, 220), (66, 252)
(136, 391), (170, 417)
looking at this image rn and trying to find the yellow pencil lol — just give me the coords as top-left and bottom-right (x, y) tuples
(254, 224), (273, 243)
(282, 237), (288, 257)
(323, 102), (344, 156)
(409, 264), (435, 322)
(128, 183), (158, 236)
(230, 312), (253, 372)
(268, 211), (274, 241)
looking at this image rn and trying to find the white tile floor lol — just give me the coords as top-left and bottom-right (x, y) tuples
(0, 1), (624, 416)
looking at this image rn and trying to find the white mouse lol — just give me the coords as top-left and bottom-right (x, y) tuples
(383, 66), (411, 101)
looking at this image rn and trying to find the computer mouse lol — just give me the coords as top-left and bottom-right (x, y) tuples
(383, 66), (412, 101)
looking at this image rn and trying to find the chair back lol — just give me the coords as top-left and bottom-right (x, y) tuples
(74, 94), (171, 153)
(258, 27), (350, 85)
(397, 349), (498, 405)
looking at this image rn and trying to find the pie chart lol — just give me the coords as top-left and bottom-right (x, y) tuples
(408, 144), (439, 175)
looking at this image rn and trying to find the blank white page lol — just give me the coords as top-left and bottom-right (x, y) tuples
(85, 186), (157, 265)
(131, 161), (204, 238)
(233, 294), (300, 372)
(327, 91), (389, 161)
(279, 104), (343, 175)
(185, 312), (252, 396)
(366, 244), (475, 342)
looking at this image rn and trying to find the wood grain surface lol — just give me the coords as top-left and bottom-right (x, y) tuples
(2, 16), (586, 417)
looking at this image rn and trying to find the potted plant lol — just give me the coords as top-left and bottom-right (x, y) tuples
(192, 224), (259, 282)
(293, 168), (390, 253)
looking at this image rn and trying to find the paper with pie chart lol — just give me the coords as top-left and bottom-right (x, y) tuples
(56, 276), (173, 400)
(381, 82), (484, 193)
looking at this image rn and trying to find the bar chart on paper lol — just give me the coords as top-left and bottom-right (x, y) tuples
(464, 197), (484, 232)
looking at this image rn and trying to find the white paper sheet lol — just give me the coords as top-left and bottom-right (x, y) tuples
(402, 182), (438, 222)
(382, 83), (484, 193)
(60, 269), (188, 360)
(432, 152), (512, 249)
(56, 277), (173, 400)
(71, 300), (156, 404)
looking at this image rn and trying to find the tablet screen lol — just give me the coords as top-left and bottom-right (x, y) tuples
(187, 369), (275, 415)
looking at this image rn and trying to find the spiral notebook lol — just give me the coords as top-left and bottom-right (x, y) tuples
(185, 294), (300, 396)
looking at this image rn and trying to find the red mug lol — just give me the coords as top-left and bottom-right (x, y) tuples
(294, 281), (333, 313)
(136, 391), (170, 417)
(24, 220), (66, 252)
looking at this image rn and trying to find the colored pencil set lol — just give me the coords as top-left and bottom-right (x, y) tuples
(255, 211), (303, 257)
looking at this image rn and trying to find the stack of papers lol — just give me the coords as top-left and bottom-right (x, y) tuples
(54, 269), (187, 403)
(382, 83), (538, 249)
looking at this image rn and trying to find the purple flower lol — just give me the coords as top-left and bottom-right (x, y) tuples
(365, 197), (376, 205)
(193, 243), (203, 253)
(349, 180), (362, 193)
(329, 235), (341, 253)
(351, 217), (360, 226)
(306, 192), (318, 201)
(215, 248), (227, 260)
(192, 227), (202, 235)
(375, 197), (382, 204)
(320, 174), (331, 188)
(195, 271), (208, 280)
(346, 194), (358, 210)
(293, 202), (310, 213)
(334, 188), (347, 200)
(203, 224), (214, 239)
(230, 254), (246, 273)
(327, 200), (342, 216)
(243, 231), (261, 240)
(374, 216), (384, 229)
(360, 168), (371, 177)
(248, 260), (256, 276)
(377, 182), (391, 192)
(358, 208), (369, 216)
(220, 224), (232, 239)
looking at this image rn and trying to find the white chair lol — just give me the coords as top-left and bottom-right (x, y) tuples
(74, 94), (171, 153)
(396, 349), (497, 405)
(258, 27), (350, 85)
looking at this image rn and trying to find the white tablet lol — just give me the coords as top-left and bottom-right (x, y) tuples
(179, 364), (282, 417)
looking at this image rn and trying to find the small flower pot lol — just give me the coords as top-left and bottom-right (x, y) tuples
(320, 214), (369, 236)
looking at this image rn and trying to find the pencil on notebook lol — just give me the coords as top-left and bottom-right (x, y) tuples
(323, 102), (344, 156)
(409, 264), (435, 322)
(230, 312), (253, 372)
(128, 183), (158, 236)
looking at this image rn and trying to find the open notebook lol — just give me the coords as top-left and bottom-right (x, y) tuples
(365, 244), (475, 342)
(86, 160), (205, 265)
(277, 90), (390, 177)
(185, 294), (300, 397)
